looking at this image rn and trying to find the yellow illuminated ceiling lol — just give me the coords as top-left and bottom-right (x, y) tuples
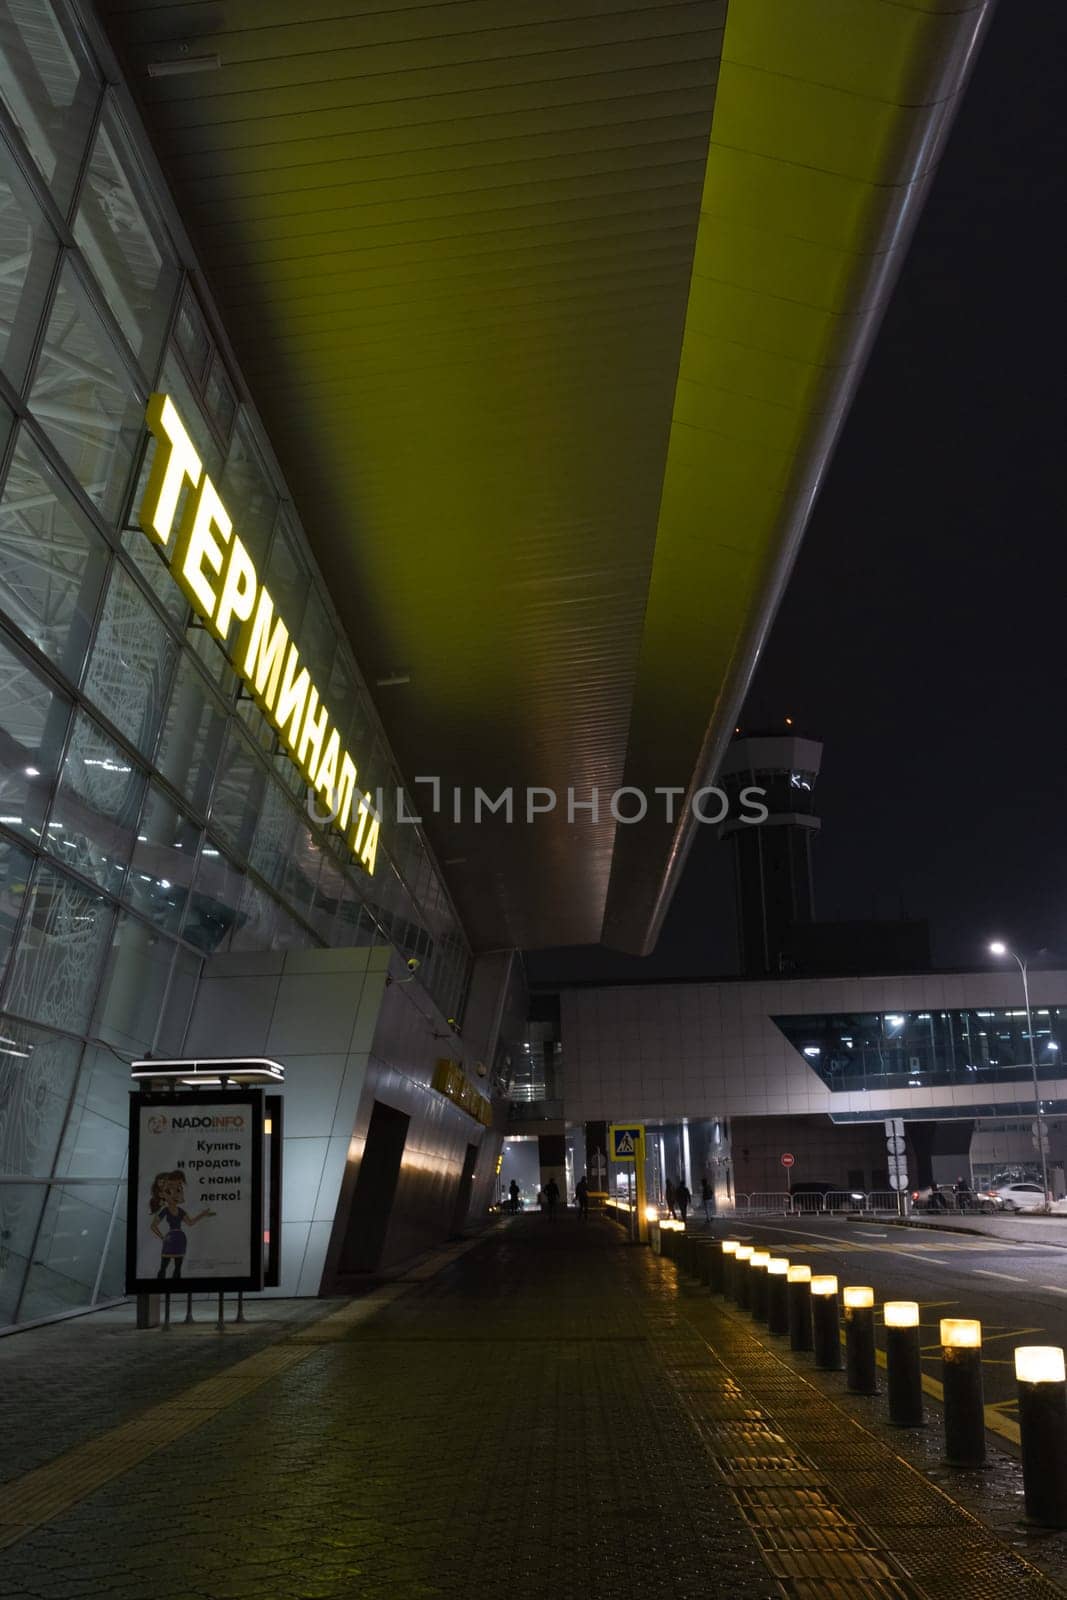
(100, 0), (992, 953)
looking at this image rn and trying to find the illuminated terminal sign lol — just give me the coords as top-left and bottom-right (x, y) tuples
(138, 395), (378, 874)
(432, 1059), (492, 1128)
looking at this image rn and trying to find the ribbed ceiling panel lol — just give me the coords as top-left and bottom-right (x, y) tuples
(101, 0), (726, 949)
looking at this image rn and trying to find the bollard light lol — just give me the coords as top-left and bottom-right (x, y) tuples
(735, 1245), (754, 1310)
(1015, 1346), (1065, 1384)
(884, 1301), (923, 1427)
(644, 1204), (658, 1223)
(704, 1240), (727, 1294)
(843, 1286), (876, 1394)
(767, 1258), (790, 1336)
(941, 1318), (981, 1348)
(884, 1300), (919, 1328)
(1015, 1346), (1067, 1527)
(940, 1318), (985, 1467)
(749, 1251), (771, 1323)
(810, 1275), (841, 1370)
(787, 1263), (813, 1352)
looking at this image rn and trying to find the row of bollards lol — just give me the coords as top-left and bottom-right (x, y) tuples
(660, 1225), (1067, 1528)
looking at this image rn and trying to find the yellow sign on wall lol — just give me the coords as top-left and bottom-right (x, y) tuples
(432, 1058), (492, 1128)
(138, 394), (378, 875)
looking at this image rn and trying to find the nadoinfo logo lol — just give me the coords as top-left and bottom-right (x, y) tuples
(148, 1114), (247, 1132)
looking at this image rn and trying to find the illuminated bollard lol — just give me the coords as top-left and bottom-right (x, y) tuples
(721, 1240), (740, 1301)
(749, 1251), (771, 1322)
(941, 1319), (985, 1467)
(843, 1287), (877, 1394)
(787, 1265), (813, 1352)
(1015, 1347), (1067, 1527)
(767, 1258), (790, 1336)
(884, 1302), (923, 1427)
(735, 1245), (754, 1309)
(811, 1275), (842, 1371)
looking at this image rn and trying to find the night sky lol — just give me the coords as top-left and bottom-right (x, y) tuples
(527, 0), (1066, 988)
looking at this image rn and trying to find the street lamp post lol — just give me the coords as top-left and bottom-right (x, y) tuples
(990, 942), (1050, 1207)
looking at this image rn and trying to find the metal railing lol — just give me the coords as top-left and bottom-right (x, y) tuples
(727, 1190), (907, 1218)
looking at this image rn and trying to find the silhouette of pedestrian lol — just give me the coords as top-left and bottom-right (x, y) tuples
(675, 1179), (691, 1225)
(575, 1175), (589, 1218)
(701, 1177), (713, 1222)
(665, 1179), (676, 1220)
(545, 1177), (560, 1217)
(508, 1179), (520, 1215)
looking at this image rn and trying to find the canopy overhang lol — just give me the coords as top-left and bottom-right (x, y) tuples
(99, 0), (994, 954)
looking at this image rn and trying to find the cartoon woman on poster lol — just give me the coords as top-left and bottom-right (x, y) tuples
(149, 1170), (215, 1280)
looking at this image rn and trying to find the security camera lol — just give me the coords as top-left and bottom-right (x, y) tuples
(406, 956), (420, 973)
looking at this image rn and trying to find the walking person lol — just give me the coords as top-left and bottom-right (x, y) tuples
(701, 1176), (713, 1223)
(545, 1177), (560, 1217)
(675, 1178), (691, 1226)
(575, 1175), (589, 1218)
(508, 1178), (521, 1215)
(665, 1178), (677, 1220)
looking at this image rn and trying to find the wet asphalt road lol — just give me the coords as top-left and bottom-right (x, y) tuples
(696, 1214), (1067, 1412)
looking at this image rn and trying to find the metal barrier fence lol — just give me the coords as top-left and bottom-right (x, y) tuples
(728, 1191), (907, 1217)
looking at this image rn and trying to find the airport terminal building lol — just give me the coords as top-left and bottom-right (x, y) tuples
(0, 0), (994, 1329)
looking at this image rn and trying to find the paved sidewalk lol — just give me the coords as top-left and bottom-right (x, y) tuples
(887, 1213), (1067, 1247)
(0, 1217), (1061, 1599)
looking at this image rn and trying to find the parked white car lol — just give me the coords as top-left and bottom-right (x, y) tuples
(984, 1181), (1047, 1212)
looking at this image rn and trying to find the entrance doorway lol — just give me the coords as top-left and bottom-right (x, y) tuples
(451, 1143), (478, 1235)
(340, 1100), (410, 1273)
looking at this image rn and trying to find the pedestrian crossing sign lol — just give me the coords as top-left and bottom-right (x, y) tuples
(609, 1124), (644, 1162)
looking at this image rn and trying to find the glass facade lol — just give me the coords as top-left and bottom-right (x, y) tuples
(775, 1007), (1067, 1094)
(0, 0), (471, 1327)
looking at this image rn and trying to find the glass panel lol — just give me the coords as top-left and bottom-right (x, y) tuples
(119, 525), (187, 625)
(0, 627), (71, 845)
(311, 849), (344, 941)
(247, 782), (296, 894)
(155, 942), (199, 1054)
(0, 131), (60, 389)
(203, 350), (236, 440)
(29, 261), (142, 520)
(0, 0), (99, 212)
(2, 858), (113, 1032)
(299, 587), (335, 688)
(230, 875), (312, 953)
(0, 425), (110, 679)
(125, 783), (199, 934)
(173, 284), (210, 385)
(209, 722), (266, 858)
(181, 840), (242, 954)
(155, 652), (228, 815)
(0, 831), (30, 978)
(281, 821), (322, 919)
(0, 1015), (81, 1176)
(263, 510), (307, 635)
(53, 1040), (129, 1179)
(43, 710), (144, 895)
(93, 912), (177, 1055)
(81, 560), (178, 756)
(219, 415), (275, 570)
(17, 1180), (121, 1320)
(0, 1182), (45, 1322)
(73, 104), (178, 370)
